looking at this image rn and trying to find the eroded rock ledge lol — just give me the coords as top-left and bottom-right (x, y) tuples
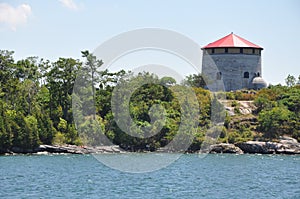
(38, 145), (125, 154)
(209, 143), (244, 154)
(236, 138), (300, 155)
(210, 137), (300, 155)
(2, 145), (125, 155)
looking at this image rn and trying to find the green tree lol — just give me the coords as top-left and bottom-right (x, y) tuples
(258, 106), (292, 140)
(160, 76), (176, 87)
(285, 74), (296, 87)
(254, 95), (276, 112)
(81, 51), (103, 119)
(47, 58), (81, 123)
(182, 73), (207, 88)
(23, 115), (40, 149)
(0, 100), (13, 151)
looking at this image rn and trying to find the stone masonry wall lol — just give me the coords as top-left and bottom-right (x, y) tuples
(202, 53), (262, 91)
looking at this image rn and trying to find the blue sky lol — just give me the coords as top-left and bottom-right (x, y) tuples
(1, 0), (299, 84)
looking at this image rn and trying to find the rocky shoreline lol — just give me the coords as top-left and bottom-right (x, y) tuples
(1, 145), (125, 155)
(1, 136), (299, 155)
(209, 136), (300, 155)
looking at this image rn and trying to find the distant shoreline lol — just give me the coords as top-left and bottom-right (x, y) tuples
(1, 137), (299, 156)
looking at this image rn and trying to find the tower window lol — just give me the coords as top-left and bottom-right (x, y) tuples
(212, 49), (215, 54)
(240, 48), (243, 54)
(257, 72), (260, 77)
(225, 48), (228, 53)
(217, 72), (222, 80)
(244, 72), (249, 78)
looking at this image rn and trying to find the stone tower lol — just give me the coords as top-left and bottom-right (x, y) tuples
(201, 33), (267, 91)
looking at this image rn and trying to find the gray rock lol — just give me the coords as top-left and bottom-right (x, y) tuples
(210, 143), (243, 154)
(236, 139), (300, 155)
(279, 136), (298, 144)
(38, 145), (69, 153)
(236, 141), (272, 154)
(37, 144), (125, 154)
(277, 137), (300, 154)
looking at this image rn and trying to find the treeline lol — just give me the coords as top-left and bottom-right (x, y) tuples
(0, 49), (299, 152)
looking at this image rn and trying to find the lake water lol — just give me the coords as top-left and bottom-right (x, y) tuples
(0, 154), (299, 199)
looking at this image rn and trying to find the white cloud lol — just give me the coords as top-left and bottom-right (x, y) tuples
(59, 0), (79, 11)
(0, 3), (32, 31)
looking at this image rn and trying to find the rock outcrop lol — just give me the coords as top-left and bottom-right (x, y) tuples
(220, 100), (257, 116)
(206, 136), (300, 155)
(236, 141), (272, 154)
(37, 145), (125, 154)
(277, 136), (300, 154)
(3, 145), (125, 155)
(236, 138), (300, 154)
(209, 143), (243, 154)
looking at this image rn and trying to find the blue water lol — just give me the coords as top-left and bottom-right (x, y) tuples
(0, 154), (299, 199)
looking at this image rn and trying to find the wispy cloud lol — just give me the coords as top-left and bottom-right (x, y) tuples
(59, 0), (79, 11)
(0, 3), (32, 31)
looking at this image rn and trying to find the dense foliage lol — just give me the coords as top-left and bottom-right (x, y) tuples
(0, 50), (299, 153)
(256, 84), (300, 140)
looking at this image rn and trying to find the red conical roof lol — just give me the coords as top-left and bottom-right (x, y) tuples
(202, 33), (263, 49)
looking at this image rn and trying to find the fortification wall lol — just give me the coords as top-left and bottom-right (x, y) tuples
(202, 54), (262, 91)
